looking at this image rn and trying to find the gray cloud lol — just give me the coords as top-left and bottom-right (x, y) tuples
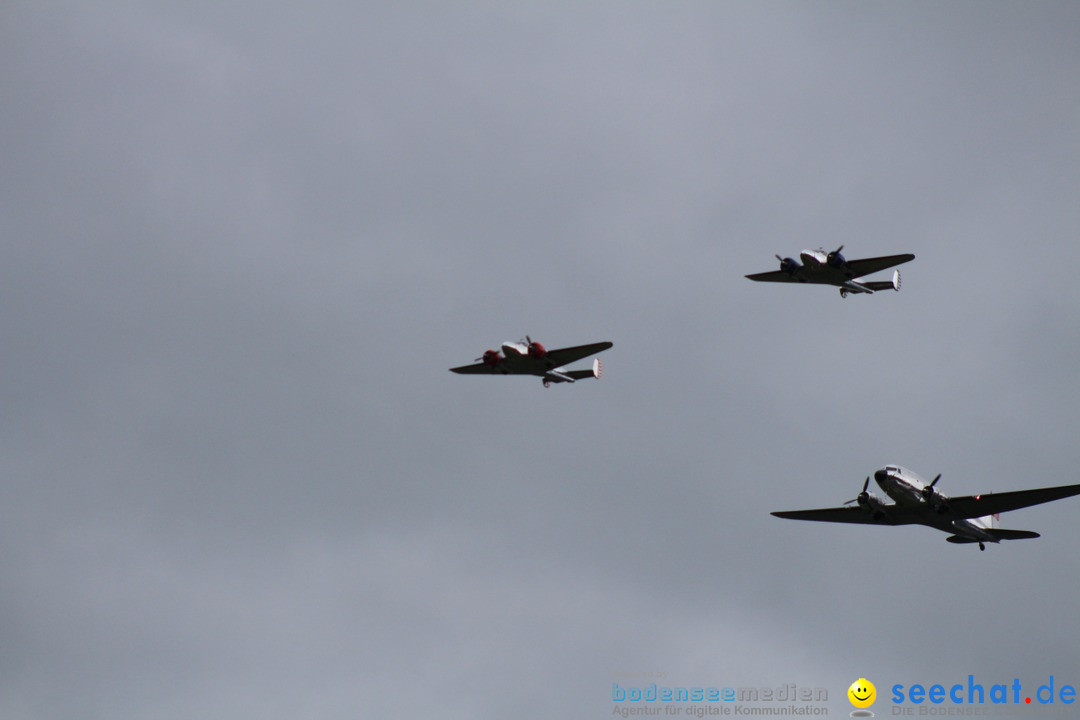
(2, 2), (1079, 718)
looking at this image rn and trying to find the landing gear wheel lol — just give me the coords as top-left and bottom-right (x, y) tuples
(979, 543), (985, 551)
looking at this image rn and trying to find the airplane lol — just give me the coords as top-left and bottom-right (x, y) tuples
(771, 465), (1080, 550)
(746, 246), (915, 297)
(449, 337), (613, 388)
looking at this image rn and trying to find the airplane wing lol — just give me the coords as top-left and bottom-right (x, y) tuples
(845, 253), (915, 278)
(542, 341), (613, 368)
(943, 483), (1080, 519)
(745, 270), (802, 283)
(770, 506), (915, 525)
(449, 362), (501, 374)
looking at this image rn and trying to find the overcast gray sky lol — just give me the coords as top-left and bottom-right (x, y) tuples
(2, 2), (1079, 718)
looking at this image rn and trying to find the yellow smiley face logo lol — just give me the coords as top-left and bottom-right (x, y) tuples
(848, 678), (876, 708)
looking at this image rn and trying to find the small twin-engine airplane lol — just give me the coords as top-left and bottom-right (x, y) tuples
(746, 246), (915, 297)
(772, 465), (1080, 550)
(449, 337), (613, 388)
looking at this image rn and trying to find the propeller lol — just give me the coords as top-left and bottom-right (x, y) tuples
(844, 477), (871, 506)
(776, 255), (799, 273)
(477, 349), (502, 365)
(826, 244), (846, 267)
(921, 473), (942, 500)
(525, 335), (547, 358)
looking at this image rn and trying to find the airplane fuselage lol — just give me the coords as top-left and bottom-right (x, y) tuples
(873, 466), (997, 544)
(791, 250), (877, 295)
(500, 341), (528, 358)
(478, 341), (591, 384)
(497, 342), (556, 372)
(799, 250), (829, 266)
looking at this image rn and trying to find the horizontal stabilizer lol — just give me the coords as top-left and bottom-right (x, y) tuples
(989, 529), (1040, 541)
(860, 270), (901, 293)
(541, 359), (603, 387)
(946, 529), (1040, 544)
(558, 358), (602, 382)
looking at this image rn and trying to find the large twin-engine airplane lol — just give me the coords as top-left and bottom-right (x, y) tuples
(772, 465), (1080, 550)
(746, 246), (915, 297)
(450, 337), (613, 388)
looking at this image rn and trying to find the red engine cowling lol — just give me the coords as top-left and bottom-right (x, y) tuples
(527, 341), (547, 359)
(482, 350), (502, 366)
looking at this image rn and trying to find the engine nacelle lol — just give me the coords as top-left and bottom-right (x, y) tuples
(826, 249), (846, 268)
(921, 486), (950, 513)
(857, 492), (887, 520)
(779, 257), (800, 274)
(481, 349), (502, 366)
(527, 341), (547, 359)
